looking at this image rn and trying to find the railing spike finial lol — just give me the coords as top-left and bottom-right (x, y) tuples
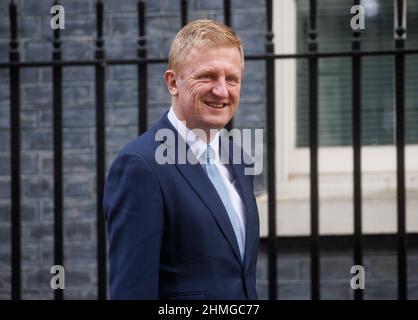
(181, 0), (188, 27)
(394, 0), (407, 40)
(96, 0), (104, 50)
(9, 0), (18, 49)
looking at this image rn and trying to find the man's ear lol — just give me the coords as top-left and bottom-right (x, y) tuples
(164, 70), (178, 96)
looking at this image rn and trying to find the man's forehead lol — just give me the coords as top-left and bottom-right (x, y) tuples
(187, 44), (241, 59)
(184, 46), (242, 70)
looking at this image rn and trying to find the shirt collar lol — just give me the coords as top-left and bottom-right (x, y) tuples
(167, 106), (220, 162)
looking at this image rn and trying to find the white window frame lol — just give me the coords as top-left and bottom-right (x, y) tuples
(256, 0), (418, 237)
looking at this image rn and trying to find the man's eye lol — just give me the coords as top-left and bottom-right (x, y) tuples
(199, 74), (212, 80)
(226, 77), (239, 83)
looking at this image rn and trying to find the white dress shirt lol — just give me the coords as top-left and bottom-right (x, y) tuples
(167, 107), (246, 248)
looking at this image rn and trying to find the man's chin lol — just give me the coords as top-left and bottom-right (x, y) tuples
(207, 120), (232, 130)
(203, 114), (233, 127)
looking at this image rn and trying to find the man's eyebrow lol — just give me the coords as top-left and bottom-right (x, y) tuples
(194, 67), (240, 77)
(194, 67), (216, 74)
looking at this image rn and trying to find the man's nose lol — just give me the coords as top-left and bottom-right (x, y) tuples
(212, 78), (229, 98)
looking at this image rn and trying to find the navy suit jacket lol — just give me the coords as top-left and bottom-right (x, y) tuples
(104, 111), (260, 300)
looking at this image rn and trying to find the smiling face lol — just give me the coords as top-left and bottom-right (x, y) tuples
(164, 45), (243, 139)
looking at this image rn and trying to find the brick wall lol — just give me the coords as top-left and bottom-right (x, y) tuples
(257, 236), (418, 300)
(0, 0), (266, 300)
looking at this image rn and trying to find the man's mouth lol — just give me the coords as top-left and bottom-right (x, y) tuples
(205, 102), (228, 109)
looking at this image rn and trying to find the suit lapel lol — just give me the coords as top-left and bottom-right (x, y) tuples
(175, 162), (244, 267)
(154, 115), (244, 268)
(226, 141), (259, 273)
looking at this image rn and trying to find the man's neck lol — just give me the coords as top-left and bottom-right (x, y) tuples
(170, 107), (218, 144)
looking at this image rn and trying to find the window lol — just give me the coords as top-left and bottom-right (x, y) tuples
(255, 0), (418, 237)
(296, 0), (418, 147)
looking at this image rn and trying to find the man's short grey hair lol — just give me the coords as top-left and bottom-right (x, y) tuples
(168, 18), (244, 72)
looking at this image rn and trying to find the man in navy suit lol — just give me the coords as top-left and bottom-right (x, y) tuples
(104, 19), (260, 300)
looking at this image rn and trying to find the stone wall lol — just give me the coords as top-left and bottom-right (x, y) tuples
(0, 0), (266, 299)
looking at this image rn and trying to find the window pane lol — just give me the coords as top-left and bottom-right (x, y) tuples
(296, 0), (418, 147)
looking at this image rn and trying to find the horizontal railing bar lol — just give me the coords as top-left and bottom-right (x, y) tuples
(2, 48), (418, 68)
(259, 48), (418, 59)
(0, 58), (164, 67)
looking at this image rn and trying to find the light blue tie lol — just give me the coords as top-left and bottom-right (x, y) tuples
(204, 144), (245, 260)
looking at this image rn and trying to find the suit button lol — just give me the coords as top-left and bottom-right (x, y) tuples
(244, 273), (248, 279)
